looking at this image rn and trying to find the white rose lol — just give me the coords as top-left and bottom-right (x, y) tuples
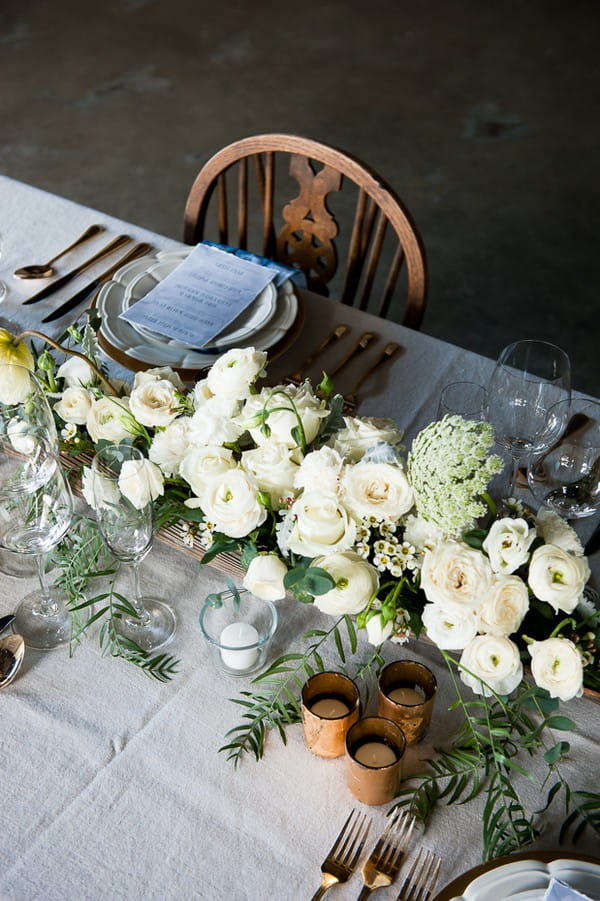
(241, 443), (299, 508)
(312, 551), (379, 616)
(528, 544), (590, 614)
(483, 518), (536, 574)
(330, 416), (404, 463)
(365, 612), (394, 646)
(187, 403), (245, 446)
(403, 514), (444, 553)
(129, 379), (181, 428)
(529, 637), (584, 701)
(54, 386), (93, 425)
(244, 383), (328, 449)
(285, 492), (357, 557)
(422, 602), (478, 650)
(133, 367), (184, 391)
(535, 508), (584, 556)
(148, 417), (191, 477)
(200, 468), (267, 538)
(118, 458), (164, 510)
(179, 445), (236, 500)
(459, 635), (523, 697)
(341, 461), (414, 521)
(294, 446), (343, 495)
(57, 356), (95, 387)
(82, 465), (119, 511)
(86, 396), (133, 443)
(420, 541), (495, 616)
(477, 576), (530, 636)
(243, 554), (288, 601)
(206, 347), (266, 401)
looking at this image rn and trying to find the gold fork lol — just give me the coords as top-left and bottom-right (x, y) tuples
(356, 812), (415, 899)
(310, 809), (372, 900)
(395, 848), (441, 901)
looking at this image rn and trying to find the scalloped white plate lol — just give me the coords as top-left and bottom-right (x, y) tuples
(436, 856), (600, 901)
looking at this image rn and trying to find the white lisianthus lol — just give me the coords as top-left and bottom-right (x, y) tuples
(459, 635), (523, 697)
(477, 575), (530, 636)
(241, 443), (299, 508)
(57, 355), (95, 387)
(200, 468), (266, 538)
(421, 602), (478, 650)
(420, 541), (495, 616)
(179, 445), (236, 500)
(312, 551), (379, 616)
(529, 637), (584, 701)
(205, 347), (266, 401)
(528, 544), (590, 614)
(285, 492), (357, 557)
(340, 461), (414, 521)
(365, 612), (394, 646)
(403, 514), (444, 554)
(243, 554), (288, 601)
(244, 383), (329, 449)
(535, 508), (584, 557)
(86, 396), (133, 443)
(118, 458), (164, 509)
(129, 379), (181, 428)
(132, 367), (184, 391)
(483, 518), (536, 574)
(330, 416), (404, 463)
(149, 417), (192, 477)
(187, 402), (245, 446)
(54, 386), (93, 425)
(294, 446), (343, 495)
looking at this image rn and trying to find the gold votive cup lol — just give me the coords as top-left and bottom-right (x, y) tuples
(301, 671), (361, 758)
(377, 660), (437, 745)
(345, 716), (406, 806)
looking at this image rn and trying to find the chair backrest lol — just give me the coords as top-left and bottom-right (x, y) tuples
(183, 134), (427, 327)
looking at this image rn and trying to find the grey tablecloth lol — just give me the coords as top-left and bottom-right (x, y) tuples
(0, 176), (598, 901)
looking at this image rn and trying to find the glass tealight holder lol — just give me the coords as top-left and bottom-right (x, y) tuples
(345, 716), (406, 806)
(301, 671), (361, 758)
(377, 660), (437, 745)
(198, 589), (277, 677)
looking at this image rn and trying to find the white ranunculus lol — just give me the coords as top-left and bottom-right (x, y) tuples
(285, 492), (357, 557)
(422, 602), (478, 650)
(403, 514), (444, 553)
(483, 517), (536, 574)
(54, 386), (93, 425)
(459, 635), (523, 697)
(535, 508), (584, 557)
(179, 445), (236, 500)
(244, 383), (329, 449)
(241, 443), (299, 508)
(129, 379), (181, 428)
(341, 461), (414, 522)
(329, 416), (404, 463)
(294, 446), (343, 495)
(529, 637), (584, 701)
(205, 347), (266, 401)
(187, 403), (245, 447)
(86, 396), (133, 444)
(420, 541), (495, 616)
(528, 544), (590, 614)
(7, 418), (37, 455)
(118, 458), (164, 509)
(132, 366), (184, 391)
(477, 575), (530, 636)
(312, 551), (379, 616)
(149, 417), (191, 477)
(57, 355), (95, 387)
(243, 554), (288, 601)
(200, 468), (266, 538)
(365, 612), (394, 646)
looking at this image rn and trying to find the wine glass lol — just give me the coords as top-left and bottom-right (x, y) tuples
(91, 444), (176, 651)
(0, 232), (7, 302)
(438, 381), (489, 421)
(527, 397), (600, 519)
(487, 340), (571, 496)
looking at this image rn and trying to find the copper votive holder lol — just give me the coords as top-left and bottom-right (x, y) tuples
(301, 671), (361, 758)
(377, 660), (437, 745)
(345, 716), (406, 806)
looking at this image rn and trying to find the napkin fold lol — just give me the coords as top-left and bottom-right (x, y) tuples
(543, 877), (594, 900)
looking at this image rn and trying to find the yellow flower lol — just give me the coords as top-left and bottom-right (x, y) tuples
(0, 330), (35, 404)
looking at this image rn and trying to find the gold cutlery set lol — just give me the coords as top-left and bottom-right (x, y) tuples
(311, 810), (441, 901)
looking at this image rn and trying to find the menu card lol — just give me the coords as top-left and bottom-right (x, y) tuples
(119, 243), (276, 349)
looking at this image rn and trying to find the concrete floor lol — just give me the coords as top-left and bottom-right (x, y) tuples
(1, 0), (598, 394)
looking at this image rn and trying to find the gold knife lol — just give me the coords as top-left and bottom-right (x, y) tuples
(344, 342), (401, 407)
(287, 324), (351, 384)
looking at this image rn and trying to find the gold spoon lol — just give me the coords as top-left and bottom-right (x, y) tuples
(13, 224), (105, 279)
(0, 634), (25, 689)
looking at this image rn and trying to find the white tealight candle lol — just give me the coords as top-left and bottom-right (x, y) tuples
(219, 622), (260, 671)
(353, 741), (398, 768)
(388, 686), (425, 706)
(310, 697), (351, 719)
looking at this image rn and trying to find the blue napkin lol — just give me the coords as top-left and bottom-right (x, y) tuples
(201, 241), (306, 289)
(543, 877), (594, 900)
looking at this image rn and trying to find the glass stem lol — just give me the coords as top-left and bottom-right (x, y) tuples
(507, 456), (519, 498)
(129, 560), (150, 625)
(36, 553), (57, 617)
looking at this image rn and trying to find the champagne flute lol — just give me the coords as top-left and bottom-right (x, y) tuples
(0, 232), (7, 302)
(487, 340), (571, 496)
(91, 444), (176, 651)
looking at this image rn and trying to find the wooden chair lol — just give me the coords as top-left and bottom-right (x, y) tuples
(183, 134), (427, 327)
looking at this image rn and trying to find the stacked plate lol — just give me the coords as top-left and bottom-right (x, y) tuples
(96, 249), (301, 375)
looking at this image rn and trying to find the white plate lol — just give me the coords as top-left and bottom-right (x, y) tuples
(439, 856), (600, 901)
